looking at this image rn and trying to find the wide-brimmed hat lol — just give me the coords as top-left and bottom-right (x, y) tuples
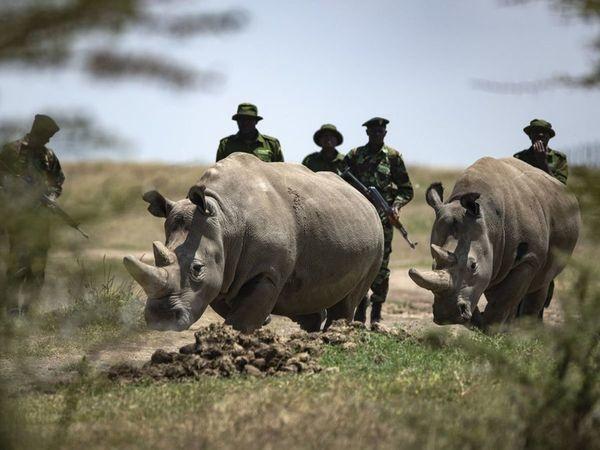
(523, 119), (555, 138)
(362, 117), (389, 128)
(232, 103), (263, 121)
(313, 123), (343, 146)
(30, 114), (60, 138)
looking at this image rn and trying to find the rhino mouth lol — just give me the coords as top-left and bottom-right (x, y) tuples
(432, 300), (472, 325)
(144, 300), (193, 331)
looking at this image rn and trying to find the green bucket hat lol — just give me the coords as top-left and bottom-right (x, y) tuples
(232, 103), (263, 121)
(313, 123), (343, 146)
(523, 119), (555, 138)
(362, 117), (389, 128)
(30, 114), (60, 138)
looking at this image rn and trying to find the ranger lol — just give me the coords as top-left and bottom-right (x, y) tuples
(513, 119), (568, 184)
(344, 117), (413, 323)
(302, 124), (345, 173)
(513, 118), (568, 317)
(216, 103), (284, 162)
(0, 114), (65, 316)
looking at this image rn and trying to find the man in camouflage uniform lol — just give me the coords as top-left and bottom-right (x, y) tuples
(0, 114), (64, 316)
(513, 119), (568, 319)
(302, 124), (345, 173)
(344, 117), (413, 323)
(216, 103), (284, 162)
(513, 119), (568, 184)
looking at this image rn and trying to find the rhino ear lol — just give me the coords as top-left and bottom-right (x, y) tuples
(426, 182), (444, 211)
(188, 185), (210, 215)
(460, 192), (481, 217)
(142, 190), (174, 218)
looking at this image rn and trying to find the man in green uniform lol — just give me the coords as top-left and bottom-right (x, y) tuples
(514, 119), (568, 184)
(302, 124), (345, 173)
(0, 114), (65, 316)
(513, 119), (568, 319)
(216, 103), (284, 162)
(344, 117), (413, 323)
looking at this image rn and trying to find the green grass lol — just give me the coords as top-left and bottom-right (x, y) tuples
(4, 329), (568, 450)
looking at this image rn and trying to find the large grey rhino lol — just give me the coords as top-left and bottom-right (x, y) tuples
(409, 157), (580, 328)
(123, 153), (384, 332)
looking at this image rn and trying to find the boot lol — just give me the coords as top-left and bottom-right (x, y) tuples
(370, 302), (382, 324)
(354, 297), (368, 323)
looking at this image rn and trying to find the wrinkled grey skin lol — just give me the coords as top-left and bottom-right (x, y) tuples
(409, 157), (580, 328)
(124, 153), (384, 332)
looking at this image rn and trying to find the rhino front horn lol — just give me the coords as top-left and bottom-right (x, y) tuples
(408, 268), (451, 293)
(123, 256), (170, 298)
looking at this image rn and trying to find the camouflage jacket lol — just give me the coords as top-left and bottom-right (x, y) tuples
(302, 150), (345, 174)
(216, 132), (284, 162)
(0, 137), (65, 197)
(513, 147), (568, 185)
(344, 144), (413, 209)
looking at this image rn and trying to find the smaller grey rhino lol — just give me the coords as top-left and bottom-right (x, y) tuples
(409, 157), (580, 329)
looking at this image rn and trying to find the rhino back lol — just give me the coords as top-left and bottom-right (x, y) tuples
(198, 153), (384, 313)
(450, 157), (580, 287)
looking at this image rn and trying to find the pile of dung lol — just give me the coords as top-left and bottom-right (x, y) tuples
(107, 320), (407, 381)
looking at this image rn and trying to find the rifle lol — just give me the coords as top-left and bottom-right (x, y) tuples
(0, 156), (89, 239)
(341, 169), (417, 250)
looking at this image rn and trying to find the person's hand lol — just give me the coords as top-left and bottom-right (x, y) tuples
(532, 140), (546, 154)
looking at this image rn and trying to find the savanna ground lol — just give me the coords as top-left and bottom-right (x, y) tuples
(1, 162), (598, 450)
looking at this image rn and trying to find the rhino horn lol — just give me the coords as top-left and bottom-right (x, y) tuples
(431, 244), (457, 266)
(123, 256), (171, 298)
(153, 241), (174, 267)
(408, 268), (451, 293)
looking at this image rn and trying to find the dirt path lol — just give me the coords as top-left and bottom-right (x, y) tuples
(1, 252), (564, 386)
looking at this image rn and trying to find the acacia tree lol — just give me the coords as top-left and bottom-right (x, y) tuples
(0, 0), (248, 149)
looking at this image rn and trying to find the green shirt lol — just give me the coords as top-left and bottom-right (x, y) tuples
(513, 147), (568, 185)
(0, 136), (65, 197)
(216, 131), (284, 163)
(302, 149), (345, 174)
(344, 144), (413, 209)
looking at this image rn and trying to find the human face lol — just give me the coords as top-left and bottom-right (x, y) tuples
(28, 133), (50, 147)
(528, 129), (551, 150)
(366, 125), (387, 146)
(318, 132), (338, 149)
(236, 117), (259, 134)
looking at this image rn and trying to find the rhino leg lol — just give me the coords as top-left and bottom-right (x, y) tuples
(210, 297), (232, 320)
(482, 263), (537, 329)
(516, 283), (551, 320)
(224, 275), (279, 333)
(290, 311), (326, 332)
(324, 295), (357, 330)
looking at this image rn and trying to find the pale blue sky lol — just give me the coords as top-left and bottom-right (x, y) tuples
(1, 0), (599, 166)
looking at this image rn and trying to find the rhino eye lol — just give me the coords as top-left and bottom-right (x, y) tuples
(189, 261), (204, 282)
(470, 262), (477, 271)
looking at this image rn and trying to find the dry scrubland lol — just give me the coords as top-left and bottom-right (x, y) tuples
(1, 162), (599, 450)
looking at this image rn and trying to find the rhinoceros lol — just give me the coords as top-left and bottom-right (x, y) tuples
(123, 153), (384, 332)
(409, 157), (580, 328)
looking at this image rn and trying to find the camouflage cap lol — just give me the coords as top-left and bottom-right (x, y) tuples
(523, 118), (555, 138)
(30, 114), (60, 138)
(362, 117), (389, 128)
(232, 103), (263, 121)
(313, 123), (343, 146)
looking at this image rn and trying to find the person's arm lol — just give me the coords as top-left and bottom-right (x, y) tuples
(45, 149), (65, 198)
(216, 138), (227, 162)
(272, 139), (284, 162)
(554, 155), (568, 185)
(391, 154), (414, 211)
